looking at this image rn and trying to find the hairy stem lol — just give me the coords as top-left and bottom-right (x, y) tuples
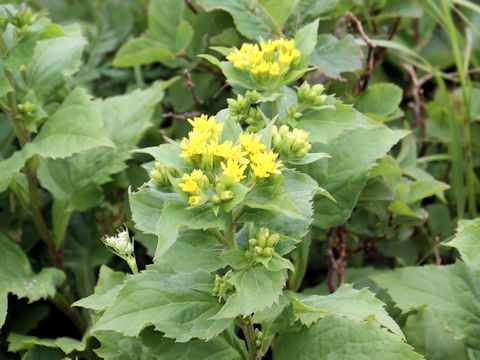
(225, 212), (238, 250)
(238, 319), (258, 360)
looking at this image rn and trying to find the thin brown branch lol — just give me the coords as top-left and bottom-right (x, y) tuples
(345, 236), (386, 259)
(433, 236), (442, 266)
(374, 17), (401, 67)
(346, 11), (376, 48)
(184, 0), (198, 14)
(163, 111), (202, 119)
(198, 63), (224, 77)
(184, 69), (204, 110)
(326, 229), (337, 293)
(402, 63), (427, 139)
(336, 226), (347, 287)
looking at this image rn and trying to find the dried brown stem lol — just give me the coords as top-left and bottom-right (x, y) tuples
(184, 0), (198, 14)
(373, 17), (401, 67)
(345, 236), (385, 258)
(402, 63), (427, 139)
(184, 69), (204, 110)
(346, 11), (376, 48)
(336, 226), (347, 287)
(163, 111), (202, 119)
(326, 229), (337, 293)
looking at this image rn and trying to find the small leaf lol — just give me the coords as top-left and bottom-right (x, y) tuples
(287, 152), (330, 165)
(354, 83), (403, 120)
(113, 37), (172, 67)
(293, 19), (319, 56)
(444, 219), (480, 267)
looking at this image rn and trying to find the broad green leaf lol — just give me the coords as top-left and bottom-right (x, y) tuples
(219, 249), (250, 270)
(0, 293), (6, 328)
(0, 236), (65, 304)
(293, 19), (319, 56)
(260, 0), (300, 28)
(113, 37), (172, 67)
(0, 150), (27, 192)
(129, 187), (177, 235)
(405, 310), (470, 360)
(0, 76), (12, 97)
(213, 265), (287, 319)
(94, 270), (232, 341)
(22, 347), (63, 360)
(94, 328), (244, 360)
(39, 24), (66, 40)
(134, 143), (190, 173)
(286, 152), (330, 165)
(372, 263), (480, 349)
(149, 0), (192, 53)
(37, 83), (164, 216)
(154, 200), (228, 261)
(3, 31), (39, 72)
(292, 284), (403, 337)
(73, 266), (126, 311)
(274, 315), (423, 360)
(153, 230), (226, 274)
(14, 24), (85, 104)
(297, 100), (380, 144)
(201, 0), (280, 40)
(378, 0), (423, 18)
(354, 83), (403, 120)
(29, 87), (113, 159)
(7, 333), (85, 354)
(445, 219), (480, 266)
(217, 109), (243, 143)
(306, 127), (408, 229)
(404, 179), (450, 204)
(311, 34), (363, 80)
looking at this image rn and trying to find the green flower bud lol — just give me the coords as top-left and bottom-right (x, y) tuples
(257, 228), (269, 245)
(18, 101), (36, 117)
(246, 90), (260, 102)
(266, 233), (280, 247)
(245, 250), (253, 260)
(220, 190), (233, 201)
(263, 247), (274, 257)
(294, 147), (310, 159)
(255, 339), (262, 348)
(13, 8), (38, 28)
(248, 238), (258, 246)
(211, 195), (221, 204)
(255, 246), (263, 255)
(256, 330), (264, 340)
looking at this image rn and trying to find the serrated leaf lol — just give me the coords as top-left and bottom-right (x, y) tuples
(14, 24), (85, 104)
(94, 327), (244, 360)
(154, 200), (228, 261)
(305, 128), (409, 229)
(445, 219), (480, 266)
(29, 87), (113, 159)
(7, 333), (85, 354)
(0, 149), (27, 192)
(292, 284), (403, 337)
(213, 265), (287, 319)
(134, 143), (191, 173)
(4, 31), (39, 72)
(311, 34), (363, 80)
(94, 270), (231, 341)
(201, 0), (280, 40)
(0, 236), (65, 304)
(372, 263), (480, 349)
(274, 315), (423, 360)
(297, 100), (380, 144)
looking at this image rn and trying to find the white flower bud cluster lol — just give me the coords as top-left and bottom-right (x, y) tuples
(102, 229), (133, 256)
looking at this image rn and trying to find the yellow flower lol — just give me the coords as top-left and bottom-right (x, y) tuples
(187, 114), (223, 138)
(269, 61), (280, 77)
(190, 169), (204, 181)
(180, 115), (224, 159)
(188, 195), (203, 206)
(214, 140), (249, 165)
(239, 133), (266, 155)
(221, 159), (247, 182)
(178, 179), (197, 194)
(250, 151), (283, 178)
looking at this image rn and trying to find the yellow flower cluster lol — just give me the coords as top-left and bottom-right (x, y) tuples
(226, 39), (301, 78)
(178, 115), (283, 189)
(178, 169), (209, 206)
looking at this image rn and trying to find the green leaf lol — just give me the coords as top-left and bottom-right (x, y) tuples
(73, 266), (126, 311)
(293, 19), (319, 56)
(22, 347), (64, 360)
(217, 109), (243, 143)
(4, 31), (40, 72)
(354, 83), (403, 120)
(7, 333), (85, 354)
(219, 249), (250, 270)
(445, 219), (480, 266)
(0, 293), (6, 328)
(94, 270), (232, 341)
(134, 143), (191, 173)
(0, 236), (65, 303)
(94, 327), (244, 360)
(311, 34), (363, 80)
(306, 128), (409, 229)
(213, 265), (287, 319)
(259, 0), (300, 28)
(154, 200), (228, 261)
(153, 230), (226, 274)
(297, 100), (380, 144)
(0, 75), (12, 97)
(405, 310), (470, 360)
(292, 284), (403, 337)
(14, 24), (85, 104)
(286, 152), (330, 165)
(0, 150), (27, 192)
(29, 87), (113, 159)
(274, 315), (423, 360)
(39, 24), (66, 40)
(378, 0), (423, 18)
(201, 0), (280, 40)
(372, 263), (480, 349)
(404, 179), (450, 204)
(113, 37), (173, 67)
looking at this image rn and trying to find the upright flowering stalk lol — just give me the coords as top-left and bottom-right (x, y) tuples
(102, 227), (138, 274)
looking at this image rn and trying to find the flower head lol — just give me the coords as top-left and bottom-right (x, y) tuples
(221, 159), (247, 182)
(250, 151), (283, 178)
(239, 133), (266, 156)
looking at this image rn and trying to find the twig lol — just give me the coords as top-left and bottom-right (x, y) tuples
(345, 11), (376, 91)
(336, 226), (347, 287)
(402, 63), (427, 138)
(433, 236), (442, 265)
(213, 82), (230, 99)
(184, 0), (198, 14)
(373, 17), (401, 67)
(345, 236), (385, 258)
(326, 229), (337, 293)
(184, 69), (204, 110)
(163, 111), (202, 119)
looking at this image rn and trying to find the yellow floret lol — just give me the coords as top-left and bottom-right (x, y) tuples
(239, 133), (266, 155)
(190, 169), (204, 181)
(187, 114), (223, 137)
(178, 179), (197, 194)
(269, 61), (280, 76)
(221, 159), (247, 182)
(250, 151), (283, 178)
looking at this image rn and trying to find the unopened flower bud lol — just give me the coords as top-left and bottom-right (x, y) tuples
(249, 238), (258, 246)
(211, 195), (221, 204)
(188, 195), (206, 207)
(255, 340), (262, 348)
(255, 246), (263, 255)
(18, 101), (36, 117)
(263, 247), (274, 257)
(294, 147), (310, 159)
(266, 233), (280, 247)
(220, 190), (233, 201)
(246, 90), (260, 102)
(256, 330), (264, 340)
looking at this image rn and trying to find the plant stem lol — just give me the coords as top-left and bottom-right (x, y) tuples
(238, 319), (257, 360)
(225, 212), (238, 249)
